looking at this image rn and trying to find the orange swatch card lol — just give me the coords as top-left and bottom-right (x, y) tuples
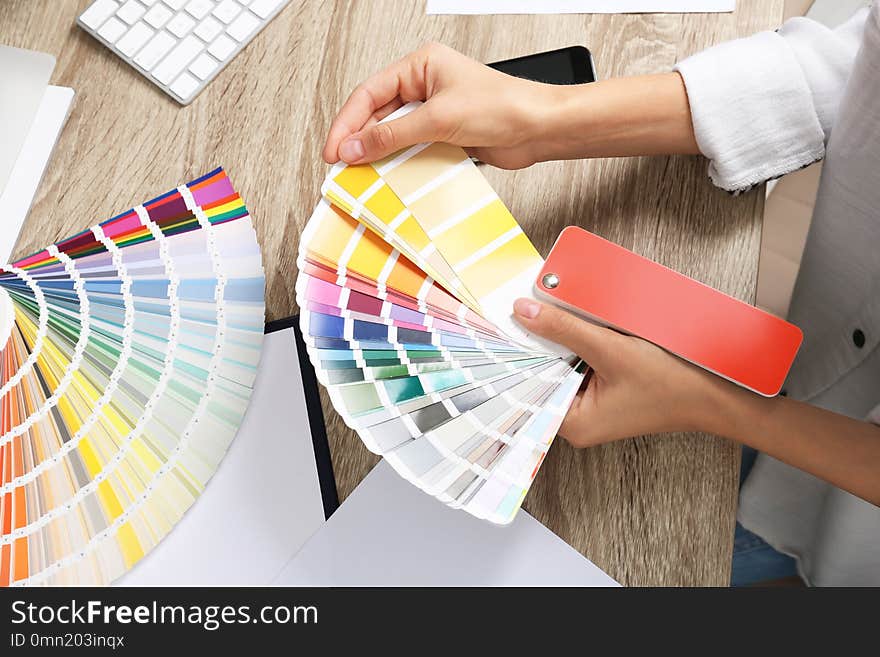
(535, 227), (803, 396)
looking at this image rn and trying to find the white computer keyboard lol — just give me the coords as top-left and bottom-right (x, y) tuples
(78, 0), (290, 105)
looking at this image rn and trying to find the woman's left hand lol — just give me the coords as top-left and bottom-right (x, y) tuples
(513, 298), (727, 447)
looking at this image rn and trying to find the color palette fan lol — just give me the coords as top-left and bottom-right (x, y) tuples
(298, 104), (587, 524)
(0, 168), (265, 585)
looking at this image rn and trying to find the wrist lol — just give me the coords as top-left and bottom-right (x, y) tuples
(693, 376), (739, 437)
(527, 82), (596, 161)
(668, 361), (743, 437)
(528, 73), (699, 162)
(692, 372), (778, 448)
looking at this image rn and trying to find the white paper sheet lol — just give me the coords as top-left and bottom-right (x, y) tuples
(427, 0), (735, 14)
(0, 86), (73, 265)
(0, 46), (55, 192)
(275, 460), (619, 586)
(116, 327), (328, 586)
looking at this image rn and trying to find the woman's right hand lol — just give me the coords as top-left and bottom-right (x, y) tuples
(322, 42), (565, 169)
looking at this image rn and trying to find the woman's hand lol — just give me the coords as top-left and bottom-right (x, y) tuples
(512, 298), (724, 447)
(514, 298), (880, 506)
(322, 42), (564, 169)
(323, 42), (699, 169)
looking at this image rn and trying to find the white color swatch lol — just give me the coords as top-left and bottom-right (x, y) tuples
(0, 289), (12, 352)
(427, 0), (734, 14)
(117, 326), (327, 585)
(276, 460), (619, 587)
(0, 86), (74, 264)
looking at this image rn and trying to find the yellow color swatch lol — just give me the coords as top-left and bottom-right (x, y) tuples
(363, 183), (406, 223)
(408, 166), (491, 233)
(116, 521), (145, 569)
(380, 142), (467, 199)
(346, 230), (392, 282)
(332, 163), (380, 199)
(304, 204), (355, 267)
(433, 200), (518, 265)
(458, 232), (539, 300)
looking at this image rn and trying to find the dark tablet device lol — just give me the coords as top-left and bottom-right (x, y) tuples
(265, 315), (340, 518)
(488, 46), (596, 85)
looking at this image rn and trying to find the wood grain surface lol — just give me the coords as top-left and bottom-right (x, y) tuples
(1, 0), (782, 585)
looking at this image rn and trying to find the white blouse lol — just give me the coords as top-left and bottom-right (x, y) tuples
(674, 4), (879, 585)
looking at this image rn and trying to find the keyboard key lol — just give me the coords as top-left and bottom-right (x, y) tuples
(169, 71), (199, 100)
(250, 0), (284, 19)
(193, 15), (223, 41)
(79, 0), (120, 29)
(188, 52), (219, 79)
(116, 22), (154, 56)
(79, 0), (286, 104)
(227, 11), (259, 41)
(212, 0), (241, 23)
(207, 33), (236, 60)
(117, 0), (146, 24)
(143, 3), (173, 27)
(185, 0), (214, 19)
(133, 30), (175, 69)
(97, 16), (127, 42)
(152, 34), (203, 84)
(166, 11), (195, 37)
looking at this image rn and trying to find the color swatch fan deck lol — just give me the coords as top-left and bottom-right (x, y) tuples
(298, 108), (587, 524)
(0, 169), (265, 585)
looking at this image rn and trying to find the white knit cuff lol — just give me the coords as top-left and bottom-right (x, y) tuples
(674, 30), (826, 193)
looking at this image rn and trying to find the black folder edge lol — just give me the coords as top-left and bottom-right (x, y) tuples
(265, 315), (340, 520)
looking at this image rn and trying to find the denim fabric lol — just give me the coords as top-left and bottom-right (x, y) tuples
(730, 447), (799, 586)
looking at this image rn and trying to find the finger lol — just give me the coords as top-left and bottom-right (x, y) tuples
(557, 372), (596, 443)
(463, 146), (534, 171)
(371, 98), (406, 125)
(558, 400), (589, 446)
(338, 104), (441, 164)
(322, 64), (406, 163)
(323, 53), (427, 163)
(513, 298), (618, 370)
(362, 97), (406, 131)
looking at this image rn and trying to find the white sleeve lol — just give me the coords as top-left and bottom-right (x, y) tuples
(673, 6), (871, 193)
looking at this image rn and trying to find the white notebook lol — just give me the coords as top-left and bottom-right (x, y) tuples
(275, 459), (620, 587)
(0, 86), (74, 264)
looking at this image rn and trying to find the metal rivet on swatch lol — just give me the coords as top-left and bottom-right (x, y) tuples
(542, 273), (560, 289)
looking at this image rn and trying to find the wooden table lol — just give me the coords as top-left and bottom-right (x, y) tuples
(1, 0), (782, 585)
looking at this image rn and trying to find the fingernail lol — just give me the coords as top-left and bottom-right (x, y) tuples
(340, 139), (365, 162)
(514, 298), (541, 319)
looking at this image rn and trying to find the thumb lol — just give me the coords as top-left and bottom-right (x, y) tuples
(339, 106), (438, 164)
(513, 298), (618, 370)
